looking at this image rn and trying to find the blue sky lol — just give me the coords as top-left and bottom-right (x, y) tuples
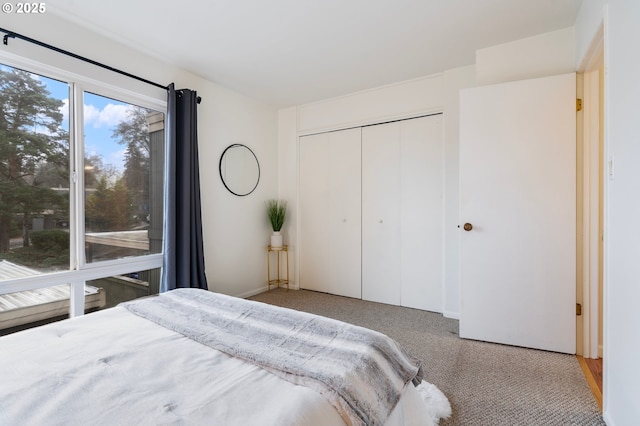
(1, 62), (160, 177)
(43, 76), (133, 172)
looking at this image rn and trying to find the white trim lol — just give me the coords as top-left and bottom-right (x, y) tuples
(580, 28), (604, 362)
(236, 287), (270, 299)
(72, 82), (84, 269)
(0, 255), (162, 296)
(442, 310), (460, 320)
(80, 80), (166, 113)
(602, 3), (610, 416)
(69, 281), (85, 317)
(236, 284), (301, 300)
(582, 67), (601, 359)
(588, 70), (600, 359)
(296, 108), (444, 138)
(294, 111), (301, 292)
(598, 343), (603, 359)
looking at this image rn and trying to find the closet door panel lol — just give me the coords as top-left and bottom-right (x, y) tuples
(362, 122), (401, 305)
(328, 129), (362, 298)
(299, 133), (330, 292)
(400, 115), (444, 312)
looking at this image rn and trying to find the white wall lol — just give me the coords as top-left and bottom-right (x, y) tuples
(601, 1), (640, 424)
(3, 13), (279, 298)
(277, 107), (298, 285)
(297, 75), (443, 134)
(199, 84), (278, 298)
(476, 27), (576, 86)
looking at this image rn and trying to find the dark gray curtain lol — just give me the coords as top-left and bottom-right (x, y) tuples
(160, 84), (208, 292)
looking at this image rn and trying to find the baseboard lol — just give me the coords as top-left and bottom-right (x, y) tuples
(598, 344), (603, 358)
(235, 284), (300, 299)
(235, 287), (270, 299)
(443, 310), (460, 320)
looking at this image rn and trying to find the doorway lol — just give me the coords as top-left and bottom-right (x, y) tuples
(576, 32), (604, 410)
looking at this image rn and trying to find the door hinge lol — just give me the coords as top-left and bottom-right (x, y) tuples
(576, 303), (582, 316)
(576, 99), (583, 112)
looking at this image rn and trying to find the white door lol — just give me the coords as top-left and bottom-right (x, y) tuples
(327, 129), (362, 298)
(400, 115), (444, 311)
(459, 73), (576, 354)
(362, 116), (444, 309)
(299, 133), (330, 293)
(362, 122), (401, 305)
(299, 128), (362, 298)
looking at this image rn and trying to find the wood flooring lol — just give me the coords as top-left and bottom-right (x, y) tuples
(577, 356), (603, 410)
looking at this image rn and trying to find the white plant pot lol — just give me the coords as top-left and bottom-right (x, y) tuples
(271, 231), (283, 248)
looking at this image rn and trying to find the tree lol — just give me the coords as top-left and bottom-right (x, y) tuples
(85, 176), (111, 232)
(84, 153), (118, 189)
(108, 178), (134, 230)
(0, 68), (67, 252)
(34, 160), (68, 189)
(112, 106), (151, 224)
(85, 176), (134, 232)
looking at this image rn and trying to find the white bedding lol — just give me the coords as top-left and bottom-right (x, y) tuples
(0, 304), (441, 425)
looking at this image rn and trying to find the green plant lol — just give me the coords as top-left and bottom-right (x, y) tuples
(30, 229), (69, 251)
(2, 229), (70, 270)
(266, 199), (287, 232)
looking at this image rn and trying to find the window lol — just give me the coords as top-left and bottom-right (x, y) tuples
(87, 267), (160, 310)
(83, 92), (164, 263)
(0, 62), (166, 334)
(0, 66), (70, 275)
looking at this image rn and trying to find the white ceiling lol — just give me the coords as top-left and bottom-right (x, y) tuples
(46, 0), (583, 107)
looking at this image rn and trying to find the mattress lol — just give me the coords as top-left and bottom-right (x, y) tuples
(0, 291), (448, 425)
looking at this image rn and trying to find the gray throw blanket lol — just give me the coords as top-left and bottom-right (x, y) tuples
(121, 289), (423, 426)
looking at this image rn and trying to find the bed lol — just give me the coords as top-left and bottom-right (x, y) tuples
(0, 288), (450, 425)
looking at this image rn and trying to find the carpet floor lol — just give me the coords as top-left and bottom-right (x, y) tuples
(250, 289), (605, 425)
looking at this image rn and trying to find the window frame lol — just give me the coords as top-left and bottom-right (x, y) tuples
(0, 50), (167, 318)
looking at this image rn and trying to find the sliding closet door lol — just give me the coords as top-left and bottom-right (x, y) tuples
(362, 115), (444, 310)
(301, 116), (443, 309)
(299, 128), (361, 298)
(299, 133), (330, 293)
(326, 129), (362, 298)
(400, 115), (443, 311)
(362, 123), (401, 305)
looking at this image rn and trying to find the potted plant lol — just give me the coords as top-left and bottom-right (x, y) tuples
(266, 199), (287, 248)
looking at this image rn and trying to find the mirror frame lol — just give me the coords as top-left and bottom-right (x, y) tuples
(219, 143), (260, 197)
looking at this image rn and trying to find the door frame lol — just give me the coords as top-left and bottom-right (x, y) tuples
(578, 31), (604, 360)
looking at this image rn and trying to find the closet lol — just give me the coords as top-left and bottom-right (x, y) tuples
(299, 114), (443, 312)
(299, 128), (362, 299)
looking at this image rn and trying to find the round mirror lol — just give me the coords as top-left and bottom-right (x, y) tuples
(219, 144), (260, 196)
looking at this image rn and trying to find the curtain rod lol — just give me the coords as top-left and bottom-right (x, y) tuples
(0, 27), (202, 104)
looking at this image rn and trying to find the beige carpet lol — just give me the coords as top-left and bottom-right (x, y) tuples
(250, 289), (605, 425)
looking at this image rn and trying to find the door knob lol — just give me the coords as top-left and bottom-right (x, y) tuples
(463, 223), (473, 231)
